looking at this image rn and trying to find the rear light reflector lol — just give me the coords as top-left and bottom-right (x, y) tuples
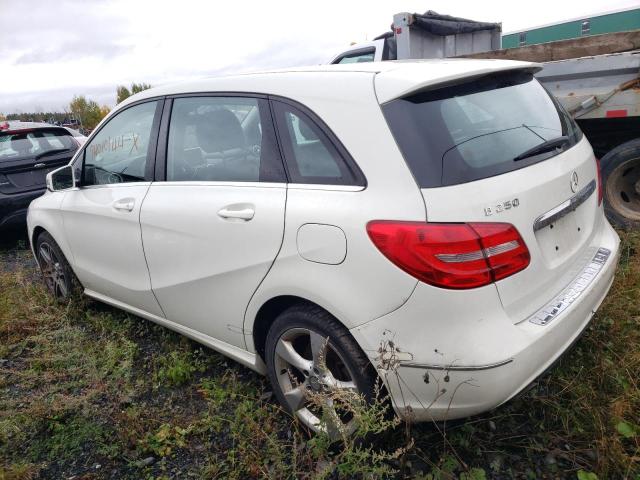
(366, 221), (530, 289)
(595, 157), (603, 205)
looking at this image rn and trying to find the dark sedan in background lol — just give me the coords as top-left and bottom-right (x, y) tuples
(0, 122), (84, 229)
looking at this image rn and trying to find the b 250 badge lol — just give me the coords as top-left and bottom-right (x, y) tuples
(484, 198), (519, 217)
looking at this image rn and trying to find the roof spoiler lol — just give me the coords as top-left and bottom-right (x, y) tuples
(375, 62), (542, 104)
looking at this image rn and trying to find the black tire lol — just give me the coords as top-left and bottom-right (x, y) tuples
(35, 231), (78, 302)
(602, 138), (640, 230)
(265, 303), (377, 435)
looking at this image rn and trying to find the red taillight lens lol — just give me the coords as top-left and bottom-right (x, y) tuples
(367, 221), (530, 289)
(468, 223), (531, 282)
(595, 157), (603, 205)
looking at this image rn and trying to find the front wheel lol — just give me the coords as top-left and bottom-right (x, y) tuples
(35, 231), (77, 301)
(265, 304), (376, 438)
(602, 139), (640, 230)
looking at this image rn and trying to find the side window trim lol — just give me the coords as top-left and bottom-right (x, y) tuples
(166, 92), (268, 100)
(145, 100), (165, 181)
(265, 96), (291, 184)
(156, 94), (287, 183)
(154, 97), (173, 181)
(77, 97), (165, 186)
(268, 96), (366, 187)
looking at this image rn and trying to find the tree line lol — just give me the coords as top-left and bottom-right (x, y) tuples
(0, 82), (152, 132)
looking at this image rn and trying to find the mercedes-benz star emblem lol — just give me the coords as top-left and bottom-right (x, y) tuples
(570, 171), (579, 193)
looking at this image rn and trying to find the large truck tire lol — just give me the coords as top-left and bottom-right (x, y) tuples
(601, 138), (640, 230)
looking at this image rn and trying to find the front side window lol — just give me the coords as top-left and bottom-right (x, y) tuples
(166, 96), (285, 182)
(82, 101), (158, 185)
(273, 101), (364, 186)
(382, 71), (583, 187)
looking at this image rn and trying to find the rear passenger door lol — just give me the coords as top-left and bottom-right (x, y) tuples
(140, 95), (287, 349)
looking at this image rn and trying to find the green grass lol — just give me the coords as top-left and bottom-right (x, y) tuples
(0, 232), (638, 479)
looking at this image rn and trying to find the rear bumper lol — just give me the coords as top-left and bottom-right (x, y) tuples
(351, 218), (620, 421)
(0, 189), (45, 229)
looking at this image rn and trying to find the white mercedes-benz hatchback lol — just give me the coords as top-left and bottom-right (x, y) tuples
(28, 60), (620, 432)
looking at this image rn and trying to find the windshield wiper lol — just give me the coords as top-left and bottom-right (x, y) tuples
(34, 148), (70, 160)
(513, 136), (569, 162)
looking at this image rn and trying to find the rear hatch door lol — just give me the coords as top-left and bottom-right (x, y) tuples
(420, 141), (600, 323)
(380, 69), (601, 323)
(0, 127), (78, 194)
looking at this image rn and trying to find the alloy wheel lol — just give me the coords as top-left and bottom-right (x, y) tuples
(274, 327), (361, 437)
(38, 242), (69, 299)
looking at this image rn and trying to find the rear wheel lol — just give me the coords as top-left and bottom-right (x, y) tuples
(602, 139), (640, 230)
(265, 304), (376, 438)
(35, 231), (77, 301)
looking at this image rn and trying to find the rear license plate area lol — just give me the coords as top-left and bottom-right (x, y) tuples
(535, 202), (593, 267)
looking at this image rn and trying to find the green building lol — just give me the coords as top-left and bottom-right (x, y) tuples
(502, 6), (640, 48)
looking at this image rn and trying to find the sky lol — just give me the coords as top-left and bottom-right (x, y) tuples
(1, 0), (639, 113)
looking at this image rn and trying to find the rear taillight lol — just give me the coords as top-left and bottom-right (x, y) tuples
(595, 157), (603, 205)
(367, 221), (530, 289)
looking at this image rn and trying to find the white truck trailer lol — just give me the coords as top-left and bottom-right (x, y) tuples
(331, 12), (640, 229)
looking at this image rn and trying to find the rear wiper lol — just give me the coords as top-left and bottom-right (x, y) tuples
(513, 136), (569, 162)
(34, 148), (70, 160)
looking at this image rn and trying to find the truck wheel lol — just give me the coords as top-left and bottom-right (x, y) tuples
(602, 139), (640, 230)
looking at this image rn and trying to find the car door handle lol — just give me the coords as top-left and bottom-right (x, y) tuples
(113, 198), (135, 212)
(217, 206), (255, 221)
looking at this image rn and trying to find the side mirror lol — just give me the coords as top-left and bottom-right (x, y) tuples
(46, 165), (75, 192)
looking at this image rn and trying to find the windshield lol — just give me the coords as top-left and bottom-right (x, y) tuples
(0, 128), (77, 163)
(382, 71), (582, 187)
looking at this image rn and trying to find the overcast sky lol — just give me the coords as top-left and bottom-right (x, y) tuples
(1, 0), (638, 113)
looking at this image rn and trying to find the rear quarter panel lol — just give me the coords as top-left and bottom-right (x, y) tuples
(243, 72), (427, 351)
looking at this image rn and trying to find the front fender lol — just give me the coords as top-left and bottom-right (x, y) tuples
(27, 190), (72, 264)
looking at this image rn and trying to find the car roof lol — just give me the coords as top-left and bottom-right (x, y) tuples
(121, 59), (541, 108)
(0, 121), (67, 135)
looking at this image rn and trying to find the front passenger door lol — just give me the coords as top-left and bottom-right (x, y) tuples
(62, 100), (164, 317)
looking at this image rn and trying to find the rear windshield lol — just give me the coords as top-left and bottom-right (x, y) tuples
(0, 128), (77, 162)
(382, 71), (582, 188)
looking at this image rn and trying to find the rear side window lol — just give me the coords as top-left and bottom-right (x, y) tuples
(0, 128), (77, 162)
(272, 101), (365, 186)
(166, 96), (285, 182)
(382, 71), (582, 188)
